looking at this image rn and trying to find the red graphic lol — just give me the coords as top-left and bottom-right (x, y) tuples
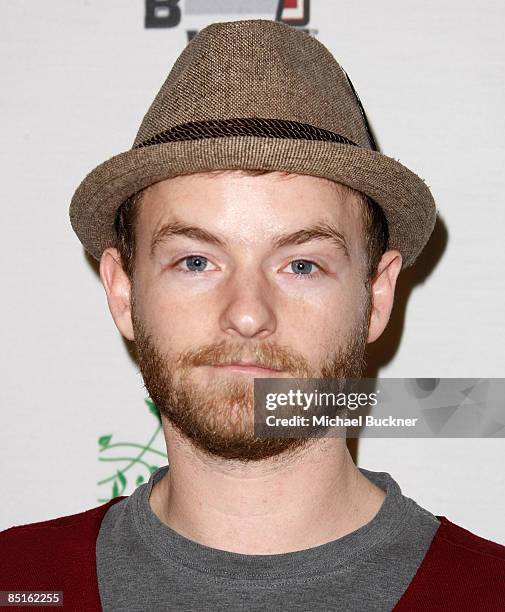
(276, 0), (310, 27)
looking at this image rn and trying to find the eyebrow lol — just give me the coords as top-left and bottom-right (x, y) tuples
(150, 221), (226, 257)
(150, 220), (350, 260)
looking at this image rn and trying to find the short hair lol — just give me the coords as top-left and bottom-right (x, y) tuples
(113, 169), (389, 283)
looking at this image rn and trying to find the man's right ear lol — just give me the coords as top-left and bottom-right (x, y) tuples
(99, 247), (135, 341)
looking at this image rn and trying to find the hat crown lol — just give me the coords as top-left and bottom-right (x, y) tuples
(133, 19), (372, 149)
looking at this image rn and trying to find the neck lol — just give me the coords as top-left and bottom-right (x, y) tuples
(149, 420), (386, 555)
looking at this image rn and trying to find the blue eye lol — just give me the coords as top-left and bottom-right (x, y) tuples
(183, 255), (208, 272)
(291, 259), (315, 275)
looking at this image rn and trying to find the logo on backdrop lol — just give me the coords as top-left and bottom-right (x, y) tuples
(144, 0), (314, 39)
(97, 398), (166, 503)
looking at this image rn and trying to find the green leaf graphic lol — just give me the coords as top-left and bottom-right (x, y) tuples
(98, 434), (112, 448)
(145, 398), (161, 424)
(117, 470), (126, 488)
(98, 397), (166, 502)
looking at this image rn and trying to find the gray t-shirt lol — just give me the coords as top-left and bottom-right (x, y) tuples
(96, 465), (440, 611)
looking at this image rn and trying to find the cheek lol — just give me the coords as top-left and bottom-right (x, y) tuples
(280, 282), (357, 324)
(140, 283), (217, 348)
(277, 288), (359, 357)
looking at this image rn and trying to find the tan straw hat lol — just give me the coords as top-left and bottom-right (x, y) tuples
(69, 18), (436, 269)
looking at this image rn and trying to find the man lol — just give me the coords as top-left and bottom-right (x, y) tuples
(1, 18), (504, 612)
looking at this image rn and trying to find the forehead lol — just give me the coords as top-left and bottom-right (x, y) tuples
(135, 171), (365, 252)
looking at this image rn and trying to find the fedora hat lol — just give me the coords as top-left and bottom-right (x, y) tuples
(69, 18), (436, 269)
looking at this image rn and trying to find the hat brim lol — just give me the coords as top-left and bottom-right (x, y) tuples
(69, 137), (436, 269)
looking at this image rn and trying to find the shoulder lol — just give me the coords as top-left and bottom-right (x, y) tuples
(395, 516), (505, 610)
(0, 496), (127, 542)
(0, 496), (127, 589)
(435, 515), (505, 562)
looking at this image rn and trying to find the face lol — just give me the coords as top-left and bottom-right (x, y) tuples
(103, 171), (396, 463)
(128, 171), (373, 461)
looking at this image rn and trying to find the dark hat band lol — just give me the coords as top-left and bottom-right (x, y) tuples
(134, 117), (359, 149)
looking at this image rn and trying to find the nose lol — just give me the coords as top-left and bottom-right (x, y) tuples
(218, 268), (277, 340)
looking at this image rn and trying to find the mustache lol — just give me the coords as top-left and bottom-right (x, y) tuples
(174, 340), (312, 376)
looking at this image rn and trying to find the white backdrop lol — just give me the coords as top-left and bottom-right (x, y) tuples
(1, 0), (504, 543)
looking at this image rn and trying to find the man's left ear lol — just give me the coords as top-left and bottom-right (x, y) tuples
(367, 249), (402, 343)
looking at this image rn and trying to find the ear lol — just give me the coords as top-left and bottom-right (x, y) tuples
(367, 249), (402, 343)
(99, 247), (135, 341)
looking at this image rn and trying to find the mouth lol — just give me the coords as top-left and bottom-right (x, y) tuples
(210, 362), (284, 375)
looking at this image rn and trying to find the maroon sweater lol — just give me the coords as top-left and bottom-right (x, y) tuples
(1, 498), (504, 611)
